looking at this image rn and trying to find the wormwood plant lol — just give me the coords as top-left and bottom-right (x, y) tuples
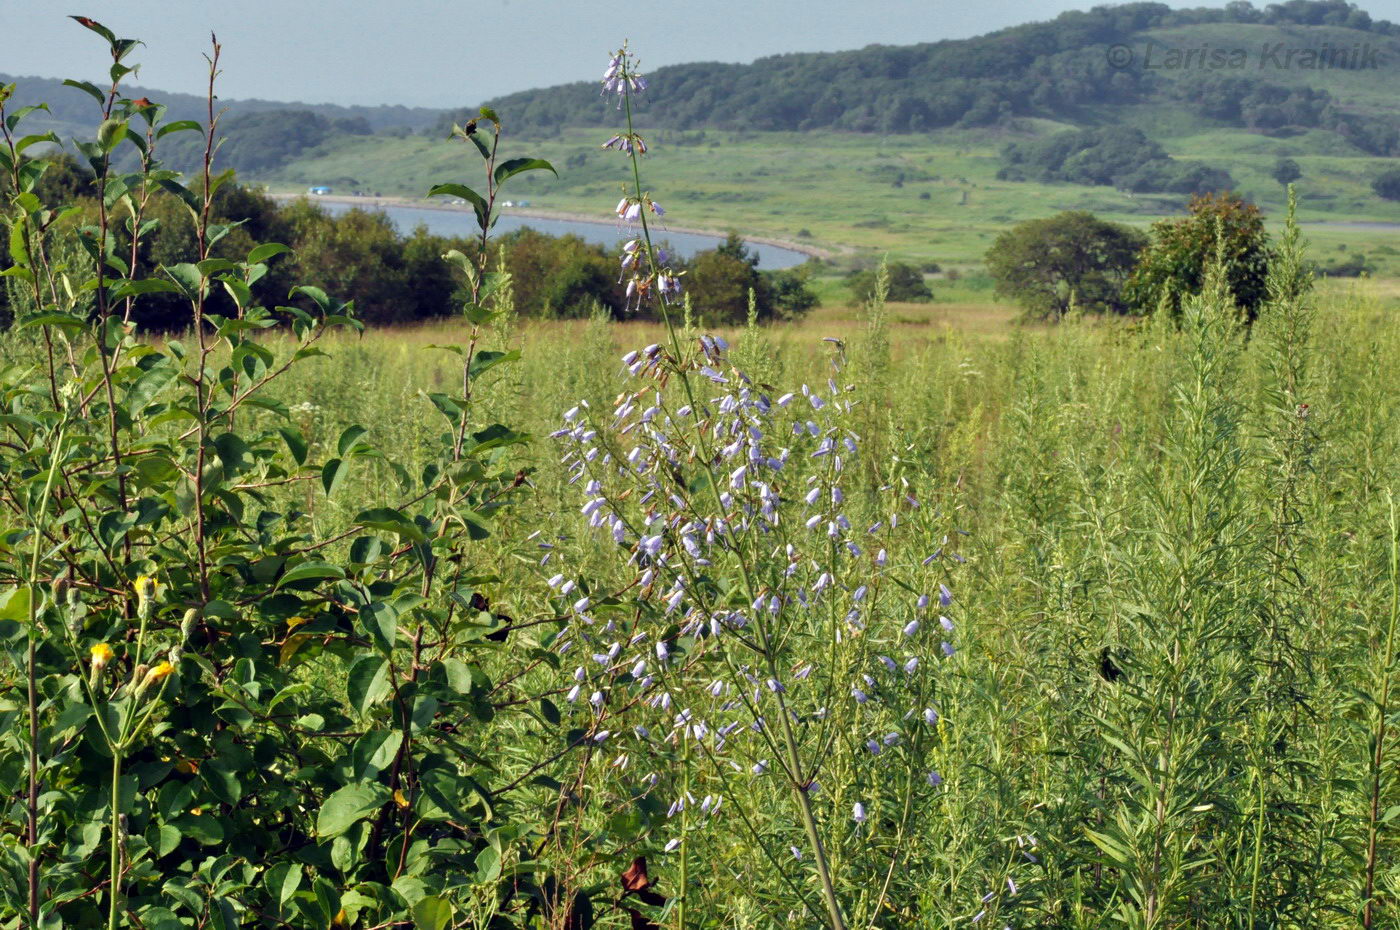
(0, 19), (575, 930)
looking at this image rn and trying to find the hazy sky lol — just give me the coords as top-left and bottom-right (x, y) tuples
(4, 0), (1400, 109)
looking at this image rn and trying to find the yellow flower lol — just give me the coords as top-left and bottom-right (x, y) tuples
(90, 643), (114, 669)
(393, 789), (410, 810)
(133, 575), (158, 600)
(144, 661), (174, 686)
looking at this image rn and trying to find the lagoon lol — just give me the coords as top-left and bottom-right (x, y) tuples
(313, 200), (812, 270)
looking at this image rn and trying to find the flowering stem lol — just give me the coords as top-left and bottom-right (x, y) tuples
(617, 59), (848, 930)
(26, 428), (64, 929)
(678, 734), (689, 929)
(106, 748), (122, 930)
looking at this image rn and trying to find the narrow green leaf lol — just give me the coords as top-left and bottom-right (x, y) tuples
(337, 425), (368, 456)
(494, 157), (557, 185)
(355, 507), (427, 543)
(276, 561), (346, 588)
(321, 457), (347, 497)
(247, 242), (291, 264)
(62, 79), (106, 106)
(156, 119), (203, 139)
(110, 278), (181, 301)
(278, 427), (308, 465)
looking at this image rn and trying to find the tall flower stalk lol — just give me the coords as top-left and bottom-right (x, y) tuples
(606, 46), (848, 927)
(541, 46), (966, 930)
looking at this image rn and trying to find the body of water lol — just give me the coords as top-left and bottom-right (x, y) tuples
(314, 200), (812, 269)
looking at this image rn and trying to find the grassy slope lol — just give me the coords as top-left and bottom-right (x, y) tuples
(256, 126), (1400, 274)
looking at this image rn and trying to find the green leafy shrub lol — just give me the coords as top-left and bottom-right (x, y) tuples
(998, 127), (1236, 195)
(679, 232), (817, 323)
(1124, 191), (1273, 320)
(0, 22), (564, 929)
(1272, 156), (1303, 187)
(1373, 167), (1400, 201)
(845, 261), (932, 303)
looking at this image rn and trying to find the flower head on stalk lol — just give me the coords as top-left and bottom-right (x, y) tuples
(600, 47), (684, 314)
(90, 642), (114, 670)
(602, 45), (648, 105)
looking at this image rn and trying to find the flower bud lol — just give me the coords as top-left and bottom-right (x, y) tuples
(50, 572), (70, 605)
(133, 575), (159, 621)
(180, 608), (199, 644)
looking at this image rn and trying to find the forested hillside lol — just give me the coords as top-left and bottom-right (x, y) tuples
(0, 72), (441, 137)
(451, 1), (1400, 154)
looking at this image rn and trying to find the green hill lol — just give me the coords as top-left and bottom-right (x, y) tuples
(448, 1), (1400, 156)
(0, 72), (441, 142)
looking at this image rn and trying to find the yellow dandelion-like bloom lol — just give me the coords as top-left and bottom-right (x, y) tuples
(145, 661), (174, 684)
(90, 643), (114, 669)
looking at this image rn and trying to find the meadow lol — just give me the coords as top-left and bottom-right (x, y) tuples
(4, 24), (1400, 930)
(184, 266), (1400, 927)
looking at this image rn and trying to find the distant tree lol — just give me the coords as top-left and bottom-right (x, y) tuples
(1373, 168), (1400, 201)
(0, 152), (90, 205)
(685, 248), (769, 325)
(984, 211), (1146, 319)
(765, 265), (821, 317)
(678, 233), (818, 323)
(1271, 157), (1303, 187)
(715, 231), (760, 269)
(1123, 191), (1272, 321)
(492, 228), (622, 317)
(845, 262), (933, 303)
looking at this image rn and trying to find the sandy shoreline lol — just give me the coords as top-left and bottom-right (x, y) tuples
(266, 191), (840, 260)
